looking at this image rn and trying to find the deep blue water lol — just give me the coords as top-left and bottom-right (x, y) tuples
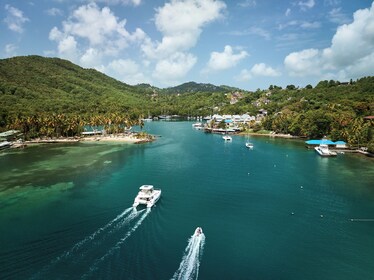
(0, 121), (373, 280)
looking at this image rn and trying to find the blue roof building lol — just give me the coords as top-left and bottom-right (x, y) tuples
(305, 139), (347, 147)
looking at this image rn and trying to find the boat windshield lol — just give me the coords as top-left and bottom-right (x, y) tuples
(140, 185), (154, 192)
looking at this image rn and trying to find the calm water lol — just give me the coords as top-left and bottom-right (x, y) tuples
(0, 121), (373, 280)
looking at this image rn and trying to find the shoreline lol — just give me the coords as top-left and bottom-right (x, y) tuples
(238, 131), (300, 139)
(12, 133), (154, 147)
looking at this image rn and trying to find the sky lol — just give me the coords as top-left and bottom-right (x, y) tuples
(1, 0), (374, 90)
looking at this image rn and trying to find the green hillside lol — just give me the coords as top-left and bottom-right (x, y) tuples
(0, 55), (147, 117)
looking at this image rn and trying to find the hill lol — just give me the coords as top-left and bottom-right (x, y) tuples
(163, 81), (239, 94)
(0, 55), (148, 118)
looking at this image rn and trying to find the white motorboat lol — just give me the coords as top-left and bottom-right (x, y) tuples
(141, 117), (153, 122)
(133, 185), (161, 208)
(245, 142), (254, 149)
(0, 141), (12, 150)
(315, 144), (337, 157)
(192, 122), (203, 129)
(194, 227), (203, 237)
(222, 135), (232, 141)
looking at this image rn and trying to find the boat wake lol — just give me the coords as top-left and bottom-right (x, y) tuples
(31, 207), (150, 279)
(81, 208), (151, 279)
(171, 229), (206, 280)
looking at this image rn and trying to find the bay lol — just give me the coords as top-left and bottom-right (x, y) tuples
(0, 121), (373, 280)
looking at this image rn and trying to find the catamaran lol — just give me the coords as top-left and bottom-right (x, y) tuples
(133, 185), (161, 208)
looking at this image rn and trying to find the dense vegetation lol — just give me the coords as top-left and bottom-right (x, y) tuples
(0, 55), (373, 151)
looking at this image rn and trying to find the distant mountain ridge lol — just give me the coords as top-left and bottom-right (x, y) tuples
(134, 81), (242, 94)
(162, 81), (240, 94)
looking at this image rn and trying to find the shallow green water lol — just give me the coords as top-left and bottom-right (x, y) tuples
(0, 121), (373, 280)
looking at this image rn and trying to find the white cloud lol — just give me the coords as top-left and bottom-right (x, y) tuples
(139, 0), (226, 83)
(284, 2), (374, 80)
(237, 63), (280, 81)
(49, 3), (145, 62)
(91, 0), (142, 6)
(5, 44), (17, 57)
(285, 8), (291, 16)
(206, 45), (248, 71)
(4, 4), (29, 33)
(80, 48), (102, 67)
(153, 52), (197, 83)
(247, 27), (271, 40)
(57, 35), (79, 61)
(250, 63), (281, 77)
(236, 69), (252, 82)
(298, 0), (315, 11)
(300, 21), (321, 29)
(142, 0), (226, 59)
(46, 8), (63, 16)
(279, 20), (321, 30)
(284, 49), (322, 76)
(324, 0), (340, 6)
(104, 58), (148, 85)
(229, 27), (270, 40)
(328, 8), (350, 25)
(238, 0), (256, 8)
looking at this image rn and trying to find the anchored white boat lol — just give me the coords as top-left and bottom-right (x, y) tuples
(194, 227), (203, 237)
(222, 135), (232, 141)
(133, 185), (161, 208)
(245, 142), (254, 149)
(0, 141), (12, 150)
(315, 143), (337, 157)
(192, 122), (203, 129)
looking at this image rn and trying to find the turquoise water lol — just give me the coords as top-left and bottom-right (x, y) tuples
(0, 121), (373, 280)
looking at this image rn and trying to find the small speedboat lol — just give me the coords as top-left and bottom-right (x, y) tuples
(194, 227), (203, 237)
(133, 185), (161, 208)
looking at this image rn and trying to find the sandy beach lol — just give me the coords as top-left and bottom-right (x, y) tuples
(20, 133), (153, 146)
(81, 134), (150, 143)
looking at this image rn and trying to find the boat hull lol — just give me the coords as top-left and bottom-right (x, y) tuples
(133, 189), (161, 208)
(314, 147), (337, 157)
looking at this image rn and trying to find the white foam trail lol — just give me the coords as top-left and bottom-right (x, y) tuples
(172, 233), (206, 280)
(82, 208), (151, 279)
(31, 207), (137, 279)
(66, 207), (134, 256)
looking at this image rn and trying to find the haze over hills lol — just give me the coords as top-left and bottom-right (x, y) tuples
(161, 82), (241, 94)
(130, 81), (241, 94)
